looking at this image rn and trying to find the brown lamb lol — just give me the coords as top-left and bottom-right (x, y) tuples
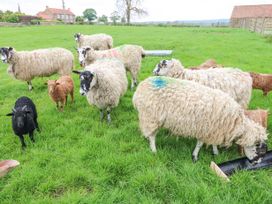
(189, 59), (223, 70)
(250, 72), (272, 96)
(46, 75), (74, 111)
(239, 109), (269, 155)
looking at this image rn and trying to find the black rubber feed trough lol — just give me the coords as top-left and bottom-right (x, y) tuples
(210, 150), (272, 181)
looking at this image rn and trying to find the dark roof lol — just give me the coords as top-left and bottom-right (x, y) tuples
(231, 4), (272, 19)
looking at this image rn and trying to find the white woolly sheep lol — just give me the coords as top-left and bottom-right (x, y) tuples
(73, 59), (128, 123)
(77, 44), (145, 89)
(0, 47), (74, 91)
(74, 33), (113, 50)
(133, 76), (268, 163)
(153, 59), (252, 109)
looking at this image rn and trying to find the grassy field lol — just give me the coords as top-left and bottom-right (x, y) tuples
(1, 25), (272, 203)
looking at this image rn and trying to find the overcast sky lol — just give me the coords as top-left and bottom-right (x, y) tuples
(1, 0), (272, 21)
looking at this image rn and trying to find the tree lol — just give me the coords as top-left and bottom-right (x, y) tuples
(83, 8), (97, 23)
(98, 15), (108, 24)
(116, 0), (147, 25)
(75, 16), (84, 24)
(110, 11), (121, 25)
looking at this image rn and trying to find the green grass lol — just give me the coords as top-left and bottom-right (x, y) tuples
(1, 25), (272, 203)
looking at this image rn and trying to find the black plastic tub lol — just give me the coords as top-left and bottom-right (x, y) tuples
(218, 150), (272, 176)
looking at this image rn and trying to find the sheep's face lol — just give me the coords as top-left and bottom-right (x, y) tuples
(244, 142), (267, 164)
(77, 47), (93, 67)
(73, 70), (95, 96)
(46, 80), (58, 94)
(74, 33), (81, 42)
(0, 47), (13, 63)
(153, 59), (173, 76)
(6, 106), (31, 129)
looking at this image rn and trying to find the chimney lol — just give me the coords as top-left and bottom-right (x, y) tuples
(62, 0), (65, 9)
(17, 3), (21, 13)
(46, 5), (49, 9)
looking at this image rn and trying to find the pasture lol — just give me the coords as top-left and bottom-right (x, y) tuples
(1, 25), (272, 203)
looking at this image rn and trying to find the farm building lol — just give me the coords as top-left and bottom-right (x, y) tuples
(230, 4), (272, 35)
(37, 6), (75, 23)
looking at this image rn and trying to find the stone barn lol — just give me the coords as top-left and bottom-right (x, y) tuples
(230, 4), (272, 35)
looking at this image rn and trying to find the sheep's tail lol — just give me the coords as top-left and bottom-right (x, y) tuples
(141, 48), (146, 58)
(108, 39), (113, 49)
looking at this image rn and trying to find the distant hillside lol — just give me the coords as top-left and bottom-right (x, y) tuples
(135, 19), (229, 26)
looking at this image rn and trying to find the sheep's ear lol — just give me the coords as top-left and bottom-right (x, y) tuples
(6, 113), (13, 116)
(85, 47), (91, 51)
(8, 47), (13, 51)
(73, 70), (82, 75)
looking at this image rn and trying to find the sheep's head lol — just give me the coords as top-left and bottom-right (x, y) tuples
(0, 47), (14, 63)
(153, 59), (184, 77)
(77, 47), (94, 67)
(74, 33), (81, 42)
(45, 80), (60, 94)
(73, 70), (97, 96)
(6, 105), (31, 129)
(244, 142), (267, 164)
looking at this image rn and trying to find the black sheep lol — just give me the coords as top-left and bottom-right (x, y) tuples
(6, 96), (40, 149)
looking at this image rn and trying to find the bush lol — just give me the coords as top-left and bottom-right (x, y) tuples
(30, 19), (41, 25)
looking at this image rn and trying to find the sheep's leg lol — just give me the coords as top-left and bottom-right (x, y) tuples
(60, 99), (65, 111)
(29, 131), (35, 143)
(35, 119), (40, 132)
(70, 91), (74, 103)
(263, 90), (268, 96)
(192, 141), (204, 162)
(106, 108), (111, 123)
(130, 79), (135, 90)
(27, 81), (33, 91)
(18, 135), (26, 149)
(212, 145), (219, 155)
(149, 134), (157, 153)
(100, 109), (104, 121)
(65, 96), (68, 105)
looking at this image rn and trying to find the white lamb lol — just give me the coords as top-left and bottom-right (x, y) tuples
(74, 33), (113, 50)
(133, 76), (268, 163)
(77, 44), (145, 89)
(153, 59), (252, 109)
(73, 59), (128, 123)
(0, 47), (74, 90)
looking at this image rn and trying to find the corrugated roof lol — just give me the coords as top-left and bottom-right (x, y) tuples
(231, 4), (272, 19)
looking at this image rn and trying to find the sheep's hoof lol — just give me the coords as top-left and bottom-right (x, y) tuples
(192, 155), (198, 163)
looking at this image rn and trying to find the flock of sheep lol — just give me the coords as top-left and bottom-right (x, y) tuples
(1, 32), (271, 164)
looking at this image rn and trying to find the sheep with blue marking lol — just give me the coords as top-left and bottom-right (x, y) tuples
(153, 59), (252, 109)
(133, 76), (267, 163)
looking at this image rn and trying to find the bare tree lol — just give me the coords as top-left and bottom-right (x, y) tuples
(116, 0), (147, 25)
